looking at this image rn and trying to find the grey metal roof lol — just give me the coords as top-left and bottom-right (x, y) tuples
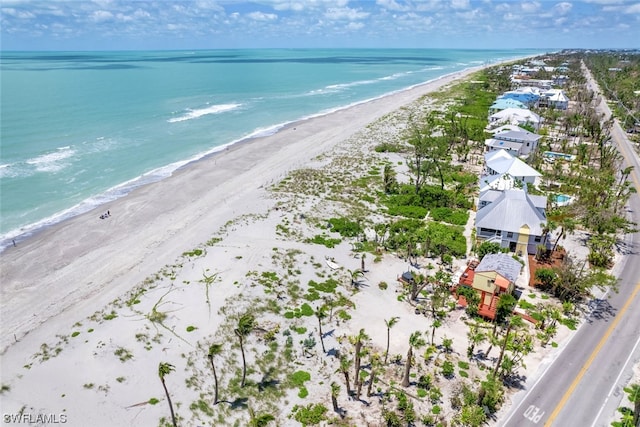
(475, 253), (522, 283)
(485, 139), (522, 151)
(475, 189), (547, 235)
(494, 130), (541, 143)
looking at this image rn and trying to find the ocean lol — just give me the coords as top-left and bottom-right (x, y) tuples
(0, 48), (544, 250)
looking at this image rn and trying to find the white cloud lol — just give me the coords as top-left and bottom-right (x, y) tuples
(376, 0), (410, 11)
(503, 12), (520, 21)
(624, 3), (640, 13)
(90, 10), (113, 22)
(1, 7), (34, 19)
(554, 17), (568, 25)
(552, 2), (573, 15)
(272, 1), (306, 11)
(520, 2), (541, 13)
(451, 0), (470, 10)
(346, 21), (364, 30)
(247, 11), (278, 21)
(324, 7), (369, 21)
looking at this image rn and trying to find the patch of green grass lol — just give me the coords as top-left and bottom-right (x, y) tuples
(292, 326), (307, 335)
(148, 397), (160, 405)
(457, 361), (469, 370)
(306, 234), (341, 248)
(560, 317), (578, 330)
(417, 388), (427, 398)
(186, 325), (197, 332)
(102, 310), (118, 321)
(298, 387), (309, 398)
(71, 331), (80, 338)
(182, 248), (204, 257)
(114, 347), (133, 362)
(290, 370), (311, 387)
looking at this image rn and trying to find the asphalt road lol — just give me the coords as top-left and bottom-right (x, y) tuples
(499, 65), (640, 427)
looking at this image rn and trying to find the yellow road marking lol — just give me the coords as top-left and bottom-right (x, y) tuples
(544, 281), (640, 426)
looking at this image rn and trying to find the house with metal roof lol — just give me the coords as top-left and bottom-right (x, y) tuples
(475, 188), (548, 255)
(539, 89), (569, 110)
(498, 87), (541, 108)
(483, 149), (542, 186)
(458, 253), (522, 319)
(488, 108), (542, 131)
(485, 129), (542, 156)
(488, 98), (529, 115)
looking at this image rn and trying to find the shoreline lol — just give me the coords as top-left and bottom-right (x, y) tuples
(0, 64), (490, 354)
(0, 58), (519, 253)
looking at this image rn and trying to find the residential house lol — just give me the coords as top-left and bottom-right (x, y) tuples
(488, 98), (528, 115)
(483, 149), (542, 186)
(498, 87), (541, 108)
(511, 77), (553, 90)
(485, 128), (542, 157)
(475, 188), (548, 255)
(539, 88), (569, 110)
(488, 108), (542, 131)
(458, 253), (522, 319)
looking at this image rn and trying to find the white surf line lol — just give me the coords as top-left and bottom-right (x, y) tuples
(589, 332), (640, 427)
(500, 287), (612, 426)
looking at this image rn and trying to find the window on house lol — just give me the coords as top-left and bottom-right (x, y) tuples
(534, 236), (541, 242)
(507, 232), (513, 238)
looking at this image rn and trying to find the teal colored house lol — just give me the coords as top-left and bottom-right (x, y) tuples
(488, 98), (528, 115)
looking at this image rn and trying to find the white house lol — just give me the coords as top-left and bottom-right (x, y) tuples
(483, 149), (542, 186)
(484, 129), (542, 156)
(539, 89), (569, 110)
(475, 189), (548, 255)
(488, 108), (542, 131)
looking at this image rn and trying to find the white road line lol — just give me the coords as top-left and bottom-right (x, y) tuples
(589, 333), (640, 427)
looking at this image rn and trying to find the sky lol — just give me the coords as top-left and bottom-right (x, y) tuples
(1, 0), (639, 51)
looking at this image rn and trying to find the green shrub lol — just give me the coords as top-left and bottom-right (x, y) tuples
(291, 403), (327, 425)
(298, 387), (309, 398)
(430, 207), (469, 225)
(300, 303), (314, 316)
(290, 370), (311, 387)
(307, 235), (341, 248)
(327, 218), (362, 238)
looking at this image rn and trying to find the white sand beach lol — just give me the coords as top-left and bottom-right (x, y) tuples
(0, 62), (576, 426)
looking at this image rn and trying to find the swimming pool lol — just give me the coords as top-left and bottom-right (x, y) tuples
(544, 151), (576, 161)
(554, 194), (573, 205)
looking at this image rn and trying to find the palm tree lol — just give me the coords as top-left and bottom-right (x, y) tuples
(207, 343), (222, 405)
(466, 325), (486, 359)
(338, 354), (352, 395)
(248, 406), (275, 427)
(330, 382), (341, 414)
(401, 331), (426, 387)
(347, 269), (365, 288)
(316, 306), (327, 353)
(384, 316), (399, 364)
(350, 329), (369, 394)
(367, 353), (382, 397)
(235, 313), (256, 388)
(551, 217), (577, 253)
(158, 362), (178, 427)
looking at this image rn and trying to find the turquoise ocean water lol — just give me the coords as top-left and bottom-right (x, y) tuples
(0, 48), (544, 250)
